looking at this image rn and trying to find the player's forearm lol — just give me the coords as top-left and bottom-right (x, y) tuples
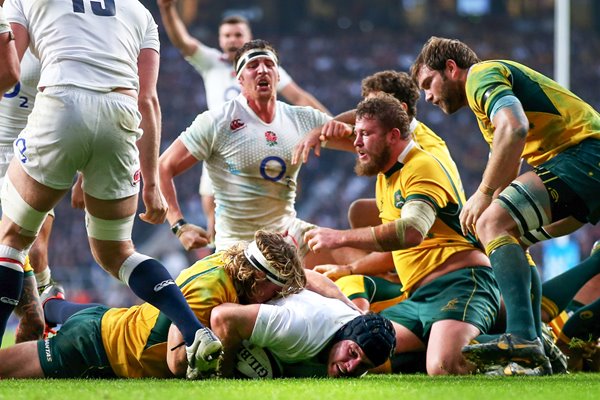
(157, 1), (198, 56)
(0, 34), (19, 93)
(349, 251), (395, 276)
(481, 108), (528, 194)
(137, 96), (161, 188)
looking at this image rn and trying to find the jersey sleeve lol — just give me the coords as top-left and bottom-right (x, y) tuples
(3, 0), (27, 29)
(141, 10), (160, 53)
(466, 62), (515, 121)
(249, 304), (297, 349)
(402, 155), (453, 213)
(185, 44), (221, 75)
(179, 110), (217, 161)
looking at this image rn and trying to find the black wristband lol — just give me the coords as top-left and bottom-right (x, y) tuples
(170, 218), (187, 235)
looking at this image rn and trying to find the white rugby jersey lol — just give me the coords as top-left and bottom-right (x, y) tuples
(186, 44), (293, 110)
(0, 49), (40, 145)
(4, 0), (159, 92)
(179, 94), (330, 250)
(251, 290), (359, 363)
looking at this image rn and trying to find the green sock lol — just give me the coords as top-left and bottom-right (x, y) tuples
(542, 251), (600, 313)
(489, 243), (537, 340)
(530, 265), (543, 339)
(562, 298), (600, 341)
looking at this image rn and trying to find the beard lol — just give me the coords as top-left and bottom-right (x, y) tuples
(354, 144), (391, 176)
(438, 78), (465, 115)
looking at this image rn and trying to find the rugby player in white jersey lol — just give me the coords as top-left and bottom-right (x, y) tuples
(210, 289), (396, 378)
(158, 0), (331, 243)
(1, 0), (221, 378)
(159, 39), (361, 268)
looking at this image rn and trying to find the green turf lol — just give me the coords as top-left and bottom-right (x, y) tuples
(1, 374), (600, 400)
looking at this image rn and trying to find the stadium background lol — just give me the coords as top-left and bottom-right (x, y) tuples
(26, 0), (600, 308)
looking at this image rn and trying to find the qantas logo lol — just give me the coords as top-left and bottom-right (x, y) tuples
(230, 119), (246, 132)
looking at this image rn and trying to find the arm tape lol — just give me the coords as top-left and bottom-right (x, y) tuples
(371, 201), (436, 251)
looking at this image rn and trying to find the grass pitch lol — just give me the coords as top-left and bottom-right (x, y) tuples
(1, 374), (600, 400)
(2, 330), (599, 399)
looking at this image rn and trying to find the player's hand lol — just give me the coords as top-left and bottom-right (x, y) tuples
(319, 120), (353, 140)
(314, 264), (352, 281)
(292, 126), (324, 165)
(71, 173), (85, 209)
(140, 185), (168, 224)
(459, 190), (493, 236)
(304, 227), (344, 253)
(177, 223), (211, 251)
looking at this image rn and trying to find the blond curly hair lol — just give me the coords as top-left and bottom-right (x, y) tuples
(223, 230), (306, 302)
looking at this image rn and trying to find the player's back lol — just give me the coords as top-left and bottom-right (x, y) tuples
(6, 0), (158, 92)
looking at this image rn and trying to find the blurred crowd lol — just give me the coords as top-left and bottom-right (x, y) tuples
(43, 1), (600, 306)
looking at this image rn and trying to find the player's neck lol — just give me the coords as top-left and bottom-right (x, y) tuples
(247, 97), (277, 123)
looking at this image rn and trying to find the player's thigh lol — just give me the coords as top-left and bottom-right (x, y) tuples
(80, 92), (142, 202)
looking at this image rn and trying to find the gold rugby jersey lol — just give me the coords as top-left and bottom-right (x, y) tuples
(466, 60), (600, 166)
(101, 252), (238, 378)
(376, 142), (479, 294)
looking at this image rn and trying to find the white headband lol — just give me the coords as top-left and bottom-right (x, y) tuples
(235, 49), (279, 79)
(244, 240), (286, 287)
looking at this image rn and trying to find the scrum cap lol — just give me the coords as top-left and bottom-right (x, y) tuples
(332, 313), (396, 367)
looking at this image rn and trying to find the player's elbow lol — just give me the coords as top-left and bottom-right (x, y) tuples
(404, 226), (425, 248)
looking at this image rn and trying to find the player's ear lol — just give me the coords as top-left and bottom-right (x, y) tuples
(445, 59), (459, 77)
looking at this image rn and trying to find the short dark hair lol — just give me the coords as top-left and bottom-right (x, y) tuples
(220, 15), (251, 29)
(332, 313), (396, 367)
(361, 70), (420, 119)
(356, 93), (411, 140)
(233, 39), (279, 71)
(410, 36), (481, 82)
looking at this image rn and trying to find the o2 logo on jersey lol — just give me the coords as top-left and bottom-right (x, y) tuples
(260, 156), (286, 182)
(72, 0), (116, 16)
(15, 138), (28, 163)
(3, 82), (29, 109)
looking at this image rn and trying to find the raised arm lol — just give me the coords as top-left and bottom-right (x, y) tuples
(157, 0), (201, 57)
(279, 81), (331, 115)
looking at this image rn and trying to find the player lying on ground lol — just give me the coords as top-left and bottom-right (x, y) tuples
(210, 289), (396, 378)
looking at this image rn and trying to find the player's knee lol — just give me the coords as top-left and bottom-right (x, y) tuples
(1, 175), (48, 238)
(426, 354), (469, 376)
